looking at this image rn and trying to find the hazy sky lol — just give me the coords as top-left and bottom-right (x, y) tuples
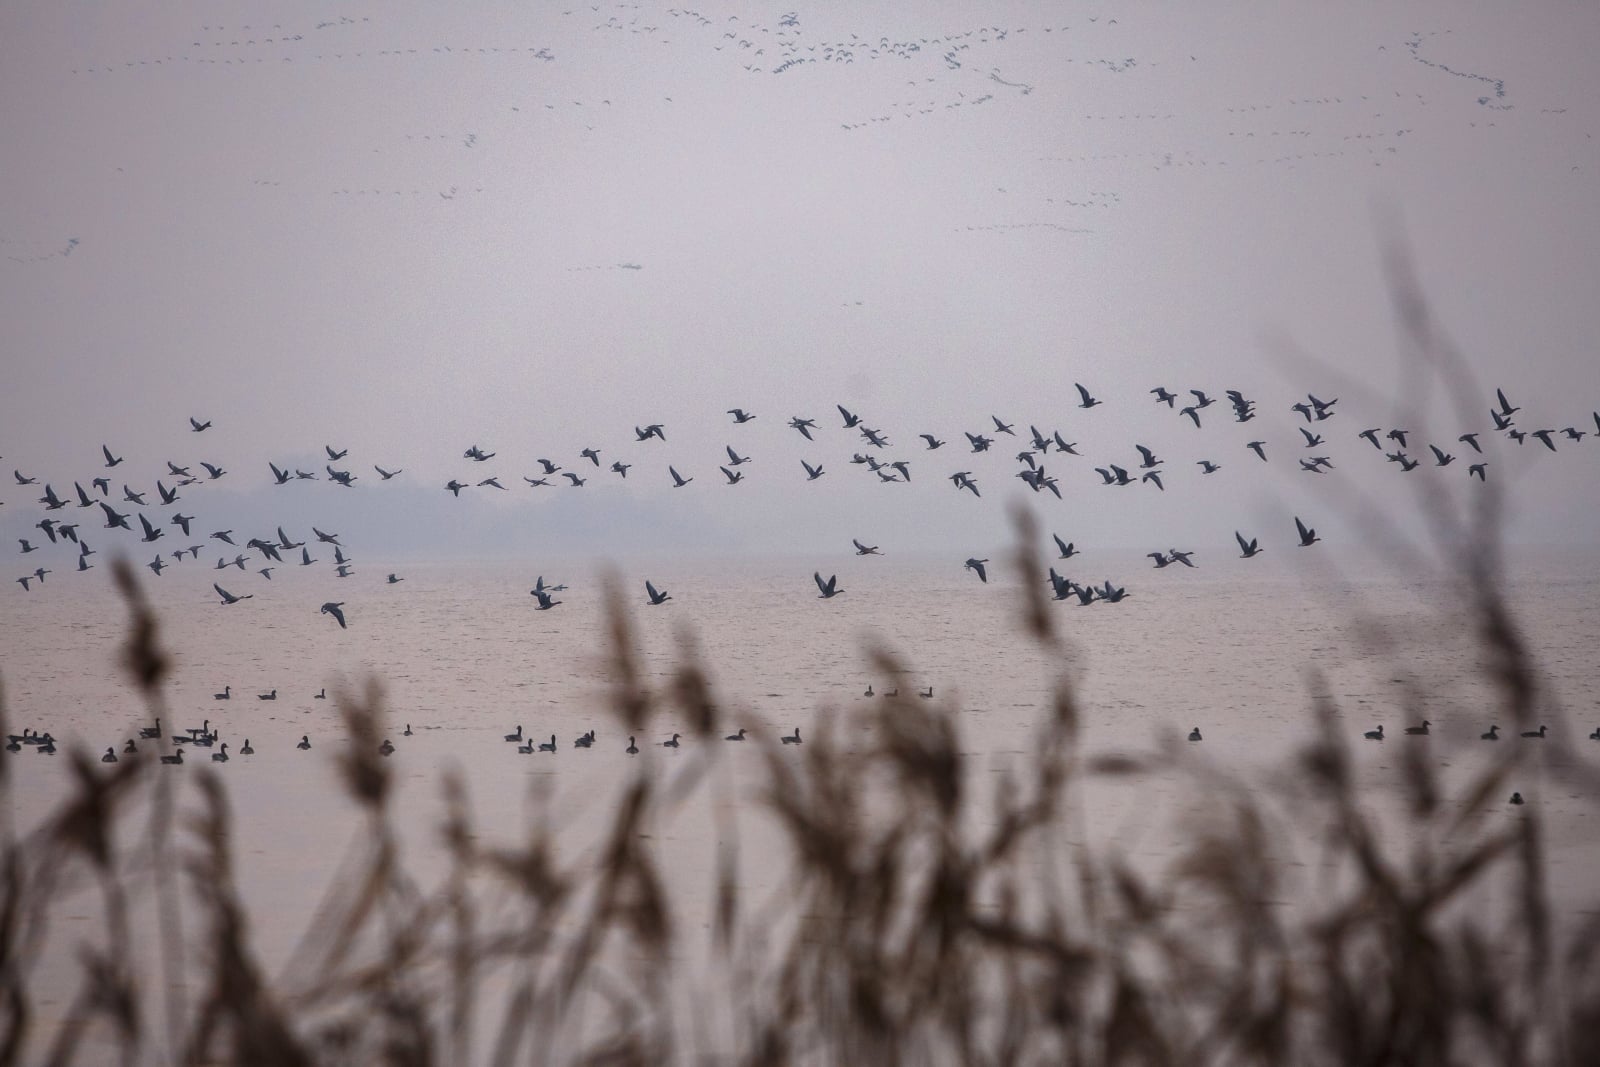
(3, 2), (1598, 570)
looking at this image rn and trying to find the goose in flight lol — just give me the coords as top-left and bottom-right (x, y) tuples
(801, 459), (825, 480)
(611, 461), (631, 478)
(991, 416), (1016, 435)
(375, 465), (402, 479)
(1075, 383), (1101, 409)
(478, 477), (507, 490)
(852, 539), (881, 555)
(562, 472), (587, 487)
(728, 408), (756, 423)
(725, 445), (750, 467)
(101, 444), (123, 467)
(18, 539), (35, 553)
(1299, 428), (1324, 448)
(464, 444), (495, 461)
(138, 514), (163, 542)
(156, 480), (180, 504)
(837, 404), (862, 428)
(1246, 441), (1267, 461)
(387, 573), (404, 584)
(645, 580), (671, 605)
(270, 462), (292, 485)
(13, 470), (38, 485)
(1180, 406), (1202, 428)
(320, 602), (347, 628)
(1494, 388), (1518, 418)
(535, 458), (561, 475)
(669, 466), (692, 487)
(1530, 429), (1558, 452)
(1167, 549), (1196, 568)
(200, 462), (225, 480)
(1135, 444), (1162, 469)
(1197, 460), (1220, 474)
(788, 417), (816, 440)
(1142, 471), (1165, 491)
(326, 467), (356, 487)
(214, 583), (252, 605)
(1469, 463), (1488, 481)
(1294, 517), (1319, 547)
(122, 485), (147, 504)
(580, 447), (601, 466)
(860, 426), (889, 448)
(1152, 387), (1177, 407)
(1429, 445), (1455, 466)
(636, 423), (667, 441)
(965, 558), (989, 583)
(531, 588), (561, 610)
(445, 480), (468, 496)
(950, 472), (980, 498)
(326, 445), (349, 461)
(920, 434), (945, 449)
(1148, 552), (1172, 568)
(1053, 534), (1078, 559)
(814, 572), (843, 598)
(190, 417), (211, 432)
(965, 432), (993, 453)
(523, 477), (552, 487)
(40, 484), (67, 510)
(1235, 532), (1262, 559)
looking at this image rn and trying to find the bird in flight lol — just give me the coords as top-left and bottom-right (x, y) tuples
(320, 602), (347, 628)
(814, 572), (843, 598)
(1235, 531), (1263, 558)
(375, 465), (403, 479)
(214, 583), (252, 605)
(965, 558), (989, 583)
(645, 580), (671, 605)
(852, 539), (881, 555)
(531, 588), (561, 610)
(1294, 517), (1320, 547)
(801, 459), (825, 480)
(1075, 383), (1101, 409)
(190, 417), (211, 432)
(669, 466), (692, 488)
(788, 417), (815, 440)
(728, 408), (756, 423)
(102, 445), (123, 467)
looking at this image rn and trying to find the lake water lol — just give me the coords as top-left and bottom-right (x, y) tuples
(4, 545), (1599, 1056)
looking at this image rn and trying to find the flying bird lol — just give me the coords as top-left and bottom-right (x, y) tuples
(965, 558), (989, 583)
(102, 445), (123, 467)
(1294, 516), (1320, 547)
(1075, 383), (1101, 409)
(728, 408), (756, 423)
(214, 583), (252, 605)
(813, 572), (843, 598)
(320, 602), (347, 628)
(645, 580), (671, 605)
(1236, 531), (1262, 558)
(852, 539), (881, 555)
(190, 417), (211, 432)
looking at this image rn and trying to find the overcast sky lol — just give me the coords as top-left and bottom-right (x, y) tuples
(2, 2), (1597, 568)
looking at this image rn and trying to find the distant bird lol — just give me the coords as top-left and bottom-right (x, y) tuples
(1053, 535), (1078, 559)
(190, 417), (211, 432)
(728, 408), (756, 423)
(662, 733), (681, 748)
(852, 539), (881, 556)
(1197, 460), (1220, 474)
(1149, 552), (1172, 568)
(1294, 517), (1320, 547)
(259, 690), (276, 700)
(1075, 383), (1101, 409)
(669, 466), (692, 487)
(320, 602), (347, 629)
(538, 735), (557, 753)
(1429, 445), (1455, 466)
(18, 539), (34, 553)
(270, 462), (292, 485)
(919, 434), (945, 449)
(991, 415), (1016, 435)
(1188, 728), (1202, 741)
(580, 447), (601, 466)
(801, 460), (825, 480)
(626, 736), (638, 755)
(1364, 725), (1384, 741)
(1299, 428), (1324, 448)
(1521, 725), (1547, 739)
(212, 743), (230, 763)
(1459, 433), (1482, 453)
(1246, 441), (1267, 461)
(645, 580), (671, 605)
(535, 459), (561, 475)
(718, 466), (743, 485)
(725, 445), (750, 466)
(1494, 388), (1518, 418)
(297, 736), (311, 750)
(1469, 463), (1488, 481)
(1054, 433), (1079, 455)
(326, 445), (349, 461)
(1509, 792), (1524, 805)
(214, 584), (251, 605)
(1531, 429), (1558, 452)
(1152, 387), (1176, 407)
(837, 404), (862, 428)
(1180, 406), (1202, 428)
(387, 574), (403, 584)
(813, 572), (843, 598)
(375, 465), (402, 480)
(531, 588), (561, 610)
(148, 556), (167, 575)
(445, 480), (467, 496)
(781, 727), (802, 745)
(726, 727), (746, 741)
(965, 558), (989, 583)
(1481, 725), (1500, 740)
(1235, 532), (1262, 559)
(160, 749), (183, 765)
(1387, 429), (1410, 449)
(1404, 721), (1431, 735)
(611, 461), (631, 478)
(1142, 471), (1164, 491)
(201, 462), (225, 480)
(214, 687), (230, 700)
(477, 477), (506, 490)
(1168, 549), (1196, 568)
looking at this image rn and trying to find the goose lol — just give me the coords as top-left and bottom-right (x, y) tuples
(504, 726), (523, 743)
(538, 735), (557, 753)
(669, 466), (692, 487)
(1364, 725), (1384, 741)
(214, 583), (252, 605)
(1509, 792), (1525, 805)
(813, 572), (843, 598)
(403, 724), (413, 736)
(211, 744), (230, 763)
(662, 733), (681, 748)
(140, 718), (163, 738)
(1235, 532), (1263, 559)
(919, 687), (934, 698)
(532, 589), (561, 610)
(4, 739), (18, 752)
(727, 408), (756, 423)
(214, 687), (230, 701)
(864, 684), (874, 697)
(1521, 725), (1547, 739)
(314, 689), (326, 700)
(645, 580), (671, 605)
(626, 736), (639, 755)
(160, 749), (184, 764)
(240, 739), (254, 755)
(964, 558), (989, 583)
(1074, 383), (1101, 409)
(37, 736), (57, 755)
(518, 739), (535, 754)
(321, 602), (347, 629)
(852, 539), (881, 556)
(725, 728), (746, 741)
(1188, 727), (1202, 741)
(1404, 720), (1431, 735)
(1481, 725), (1500, 740)
(102, 747), (118, 763)
(378, 740), (394, 757)
(297, 735), (311, 750)
(787, 417), (815, 440)
(781, 727), (803, 745)
(883, 688), (899, 697)
(801, 459), (825, 480)
(1295, 517), (1320, 547)
(1590, 727), (1600, 741)
(258, 690), (276, 701)
(123, 738), (138, 753)
(574, 731), (595, 748)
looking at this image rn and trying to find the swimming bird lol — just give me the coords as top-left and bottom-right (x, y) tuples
(726, 727), (746, 740)
(123, 739), (137, 753)
(297, 735), (311, 750)
(1590, 727), (1600, 740)
(214, 686), (230, 700)
(538, 735), (557, 753)
(1075, 383), (1101, 409)
(321, 602), (347, 628)
(1509, 792), (1524, 805)
(1521, 725), (1547, 738)
(100, 746), (118, 763)
(403, 724), (412, 736)
(781, 727), (802, 745)
(1235, 532), (1262, 559)
(258, 690), (276, 701)
(1364, 725), (1384, 741)
(663, 733), (681, 748)
(645, 580), (671, 605)
(314, 689), (326, 700)
(1481, 725), (1499, 740)
(852, 539), (881, 556)
(140, 719), (162, 738)
(814, 572), (843, 598)
(161, 749), (183, 764)
(212, 743), (230, 762)
(627, 736), (638, 754)
(919, 687), (934, 698)
(214, 583), (252, 605)
(1295, 517), (1320, 547)
(240, 739), (254, 755)
(965, 558), (989, 583)
(378, 740), (394, 757)
(1188, 728), (1202, 741)
(1404, 720), (1431, 735)
(669, 466), (692, 487)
